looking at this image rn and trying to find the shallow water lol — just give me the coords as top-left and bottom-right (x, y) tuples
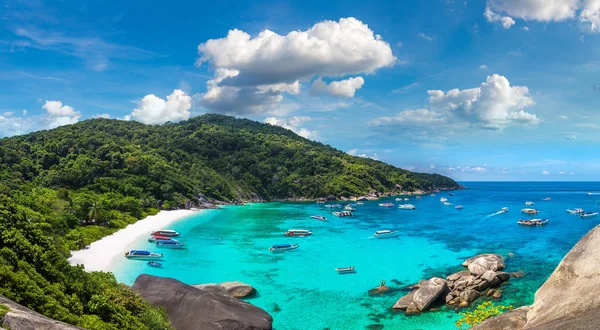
(111, 182), (600, 329)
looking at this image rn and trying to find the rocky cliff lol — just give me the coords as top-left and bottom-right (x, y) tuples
(0, 295), (83, 330)
(474, 224), (600, 329)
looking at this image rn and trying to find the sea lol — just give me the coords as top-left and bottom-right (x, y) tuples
(110, 182), (600, 330)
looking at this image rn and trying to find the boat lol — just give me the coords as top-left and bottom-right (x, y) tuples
(455, 205), (464, 209)
(416, 196), (422, 199)
(147, 261), (163, 268)
(518, 219), (548, 226)
(269, 243), (299, 252)
(374, 230), (400, 239)
(148, 235), (173, 243)
(581, 212), (598, 218)
(544, 197), (551, 201)
(324, 204), (342, 209)
(521, 208), (539, 214)
(501, 207), (509, 212)
(344, 205), (356, 211)
(335, 267), (356, 274)
(356, 202), (365, 205)
(150, 229), (180, 237)
(444, 202), (453, 206)
(525, 201), (535, 206)
(332, 211), (353, 217)
(125, 250), (164, 260)
(398, 204), (416, 210)
(395, 198), (403, 201)
(404, 198), (409, 201)
(567, 208), (585, 214)
(156, 240), (186, 249)
(440, 197), (448, 202)
(431, 194), (436, 197)
(378, 203), (394, 207)
(311, 215), (327, 221)
(284, 229), (313, 237)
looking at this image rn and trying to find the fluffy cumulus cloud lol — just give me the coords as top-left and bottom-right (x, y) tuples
(196, 17), (395, 114)
(42, 100), (81, 128)
(128, 90), (191, 125)
(485, 0), (600, 32)
(347, 148), (378, 160)
(427, 74), (538, 130)
(310, 77), (364, 97)
(264, 116), (317, 139)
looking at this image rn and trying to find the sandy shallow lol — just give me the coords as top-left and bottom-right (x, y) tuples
(68, 209), (196, 272)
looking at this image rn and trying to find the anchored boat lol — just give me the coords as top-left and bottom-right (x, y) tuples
(269, 243), (299, 252)
(581, 212), (598, 218)
(567, 208), (585, 214)
(374, 230), (399, 239)
(125, 250), (164, 260)
(147, 261), (163, 268)
(378, 203), (394, 207)
(521, 208), (539, 214)
(148, 235), (173, 243)
(333, 211), (353, 217)
(517, 219), (548, 226)
(156, 240), (186, 249)
(398, 204), (416, 210)
(440, 197), (448, 202)
(455, 205), (464, 209)
(311, 215), (327, 221)
(284, 229), (312, 237)
(324, 204), (342, 209)
(335, 267), (356, 274)
(525, 201), (535, 206)
(151, 229), (180, 237)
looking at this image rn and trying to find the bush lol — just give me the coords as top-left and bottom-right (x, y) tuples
(455, 301), (514, 329)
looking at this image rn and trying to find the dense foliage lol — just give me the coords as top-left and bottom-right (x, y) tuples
(0, 114), (457, 329)
(455, 301), (514, 329)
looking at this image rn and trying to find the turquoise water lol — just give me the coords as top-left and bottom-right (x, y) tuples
(111, 182), (600, 329)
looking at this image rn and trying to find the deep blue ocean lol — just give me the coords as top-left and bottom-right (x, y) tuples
(111, 182), (600, 329)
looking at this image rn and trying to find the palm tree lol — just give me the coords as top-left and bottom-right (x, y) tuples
(88, 202), (100, 224)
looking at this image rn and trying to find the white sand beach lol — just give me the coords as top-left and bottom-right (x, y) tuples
(68, 209), (196, 272)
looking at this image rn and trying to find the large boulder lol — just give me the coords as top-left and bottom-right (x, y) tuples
(392, 291), (415, 309)
(133, 274), (272, 330)
(412, 278), (447, 311)
(220, 281), (256, 298)
(0, 295), (83, 330)
(472, 306), (530, 330)
(463, 254), (505, 275)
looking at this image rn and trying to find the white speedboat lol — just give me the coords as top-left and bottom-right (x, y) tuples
(378, 203), (394, 207)
(333, 211), (353, 217)
(518, 219), (548, 226)
(398, 204), (416, 210)
(521, 208), (539, 214)
(324, 204), (342, 208)
(311, 215), (327, 221)
(404, 198), (409, 201)
(440, 197), (448, 202)
(125, 250), (164, 260)
(356, 202), (365, 205)
(444, 202), (453, 206)
(567, 208), (585, 214)
(284, 229), (313, 237)
(455, 205), (464, 209)
(500, 207), (509, 212)
(374, 230), (399, 239)
(395, 198), (403, 201)
(344, 205), (356, 211)
(544, 197), (551, 201)
(581, 212), (598, 218)
(335, 267), (356, 274)
(269, 243), (299, 252)
(525, 201), (535, 206)
(151, 229), (180, 237)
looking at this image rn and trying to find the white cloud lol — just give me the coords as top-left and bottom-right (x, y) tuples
(129, 89), (191, 125)
(196, 17), (395, 114)
(2, 111), (14, 117)
(347, 148), (358, 156)
(430, 164), (435, 169)
(93, 113), (110, 119)
(480, 65), (488, 70)
(264, 116), (317, 139)
(392, 82), (419, 94)
(368, 108), (446, 126)
(558, 115), (568, 119)
(427, 74), (538, 130)
(566, 134), (577, 140)
(560, 171), (566, 174)
(576, 123), (597, 128)
(484, 7), (516, 28)
(42, 100), (81, 128)
(541, 170), (550, 175)
(522, 26), (530, 31)
(345, 148), (378, 160)
(417, 32), (434, 40)
(310, 77), (365, 97)
(396, 41), (404, 47)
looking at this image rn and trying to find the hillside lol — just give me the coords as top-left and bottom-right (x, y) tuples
(0, 114), (457, 330)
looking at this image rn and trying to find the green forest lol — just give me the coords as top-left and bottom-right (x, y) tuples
(0, 114), (458, 329)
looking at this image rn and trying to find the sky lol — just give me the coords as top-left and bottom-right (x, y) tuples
(1, 0), (600, 181)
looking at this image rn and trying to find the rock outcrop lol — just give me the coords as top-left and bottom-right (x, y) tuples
(393, 254), (511, 315)
(0, 295), (83, 330)
(133, 274), (272, 330)
(474, 224), (600, 330)
(194, 281), (257, 299)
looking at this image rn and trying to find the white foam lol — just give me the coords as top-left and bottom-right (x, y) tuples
(68, 210), (196, 272)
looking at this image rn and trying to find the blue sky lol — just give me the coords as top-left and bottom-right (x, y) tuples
(1, 0), (600, 181)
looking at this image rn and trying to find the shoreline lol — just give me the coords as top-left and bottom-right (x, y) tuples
(68, 209), (197, 272)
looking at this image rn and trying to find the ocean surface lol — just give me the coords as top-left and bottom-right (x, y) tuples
(110, 182), (600, 330)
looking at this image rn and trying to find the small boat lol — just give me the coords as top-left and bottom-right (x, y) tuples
(416, 196), (422, 199)
(156, 240), (186, 249)
(374, 230), (400, 239)
(444, 202), (453, 206)
(344, 205), (356, 211)
(324, 204), (342, 209)
(125, 250), (164, 260)
(333, 211), (353, 217)
(455, 205), (464, 209)
(335, 267), (356, 274)
(517, 219), (548, 226)
(440, 197), (448, 202)
(378, 203), (394, 207)
(521, 208), (539, 214)
(567, 208), (585, 214)
(395, 198), (403, 201)
(581, 212), (598, 218)
(525, 201), (535, 206)
(356, 202), (365, 205)
(151, 229), (180, 237)
(311, 215), (327, 221)
(147, 261), (163, 268)
(398, 204), (416, 210)
(431, 194), (436, 197)
(284, 229), (312, 237)
(148, 235), (173, 243)
(404, 198), (409, 201)
(544, 197), (551, 201)
(501, 207), (509, 212)
(269, 243), (299, 252)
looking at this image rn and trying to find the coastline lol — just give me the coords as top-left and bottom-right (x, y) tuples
(68, 209), (196, 272)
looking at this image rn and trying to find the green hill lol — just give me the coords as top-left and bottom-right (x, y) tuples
(0, 114), (457, 329)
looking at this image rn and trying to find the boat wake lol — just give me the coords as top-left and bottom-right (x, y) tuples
(485, 211), (505, 218)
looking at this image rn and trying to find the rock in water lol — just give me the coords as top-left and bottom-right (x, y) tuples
(133, 274), (272, 330)
(220, 281), (257, 298)
(412, 278), (447, 311)
(463, 254), (505, 275)
(392, 291), (415, 309)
